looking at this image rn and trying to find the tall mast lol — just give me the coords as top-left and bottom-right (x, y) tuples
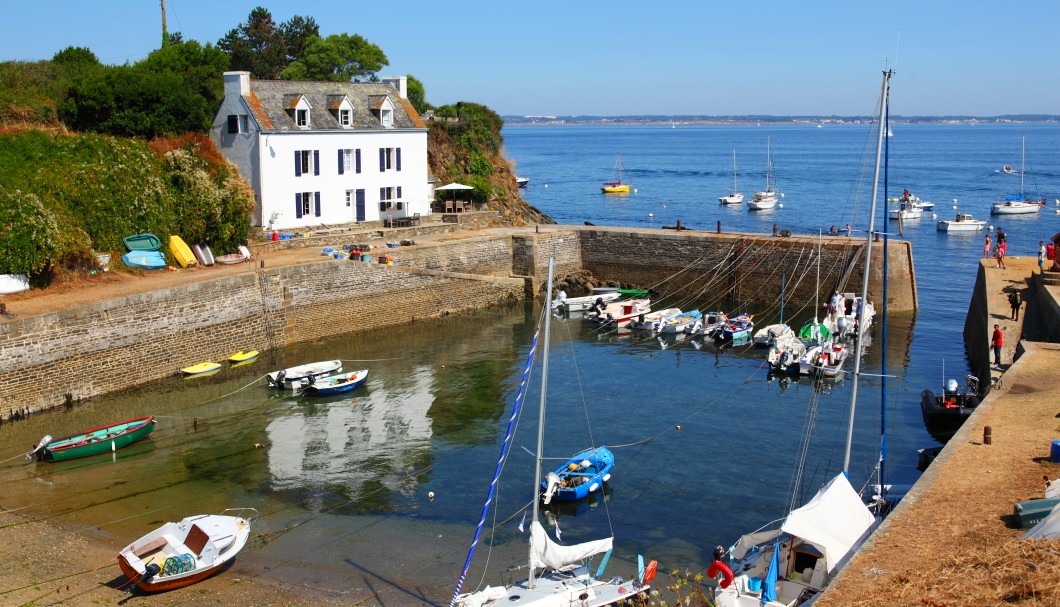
(843, 69), (892, 475)
(529, 258), (554, 588)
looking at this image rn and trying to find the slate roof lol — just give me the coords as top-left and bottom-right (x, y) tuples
(246, 79), (425, 132)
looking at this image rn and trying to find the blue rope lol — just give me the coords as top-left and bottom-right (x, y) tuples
(449, 330), (540, 607)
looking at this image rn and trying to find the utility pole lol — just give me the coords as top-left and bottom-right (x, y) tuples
(161, 0), (169, 48)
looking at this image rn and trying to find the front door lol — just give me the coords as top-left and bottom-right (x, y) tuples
(355, 189), (366, 222)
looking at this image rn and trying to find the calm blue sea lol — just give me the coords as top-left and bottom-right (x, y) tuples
(1, 122), (1058, 603)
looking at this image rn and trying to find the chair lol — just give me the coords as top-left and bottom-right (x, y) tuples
(444, 201), (455, 213)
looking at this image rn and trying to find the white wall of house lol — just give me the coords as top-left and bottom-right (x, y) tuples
(257, 130), (429, 230)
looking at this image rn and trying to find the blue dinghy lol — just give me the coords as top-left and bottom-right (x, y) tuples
(304, 369), (369, 396)
(121, 250), (166, 270)
(541, 446), (614, 502)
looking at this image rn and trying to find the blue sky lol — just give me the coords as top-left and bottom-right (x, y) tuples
(4, 1), (1059, 117)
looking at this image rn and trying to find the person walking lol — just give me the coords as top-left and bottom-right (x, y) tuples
(991, 324), (1004, 368)
(984, 234), (993, 259)
(1009, 290), (1022, 321)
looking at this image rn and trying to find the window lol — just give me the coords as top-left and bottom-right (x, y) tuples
(295, 150), (319, 176)
(379, 147), (401, 172)
(346, 190), (354, 207)
(339, 109), (351, 127)
(295, 192), (319, 218)
(299, 192), (313, 217)
(296, 109), (309, 128)
(339, 149), (352, 174)
(381, 108), (393, 128)
(227, 114), (249, 134)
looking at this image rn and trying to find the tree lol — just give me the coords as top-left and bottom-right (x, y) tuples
(218, 7), (288, 79)
(51, 46), (99, 67)
(281, 33), (387, 82)
(405, 74), (431, 114)
(281, 15), (319, 64)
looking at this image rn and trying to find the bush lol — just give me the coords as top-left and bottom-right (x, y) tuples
(0, 189), (60, 275)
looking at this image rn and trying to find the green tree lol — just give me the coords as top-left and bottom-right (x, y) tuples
(281, 33), (387, 82)
(281, 15), (319, 64)
(218, 7), (288, 79)
(51, 46), (99, 67)
(405, 74), (431, 114)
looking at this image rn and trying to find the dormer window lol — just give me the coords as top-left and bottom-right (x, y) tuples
(296, 109), (309, 128)
(340, 109), (351, 127)
(381, 108), (393, 128)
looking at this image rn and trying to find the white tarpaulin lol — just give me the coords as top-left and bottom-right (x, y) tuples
(780, 473), (875, 573)
(529, 521), (612, 571)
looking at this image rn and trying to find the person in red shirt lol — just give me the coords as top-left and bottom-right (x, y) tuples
(991, 324), (1004, 367)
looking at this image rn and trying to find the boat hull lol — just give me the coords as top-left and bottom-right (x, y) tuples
(990, 202), (1042, 215)
(267, 360), (343, 388)
(601, 184), (630, 194)
(544, 447), (614, 502)
(719, 193), (744, 205)
(124, 233), (162, 251)
(37, 416), (156, 462)
(0, 273), (31, 294)
(122, 250), (167, 270)
(168, 235), (197, 268)
(305, 370), (369, 395)
(920, 389), (979, 438)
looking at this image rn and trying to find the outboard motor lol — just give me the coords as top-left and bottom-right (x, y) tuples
(274, 370), (286, 387)
(26, 435), (53, 460)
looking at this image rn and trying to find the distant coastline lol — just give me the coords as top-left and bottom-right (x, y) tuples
(502, 114), (1060, 126)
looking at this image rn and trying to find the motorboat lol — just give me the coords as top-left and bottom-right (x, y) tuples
(937, 213), (986, 232)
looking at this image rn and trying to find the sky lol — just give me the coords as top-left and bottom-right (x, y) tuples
(4, 1), (1059, 117)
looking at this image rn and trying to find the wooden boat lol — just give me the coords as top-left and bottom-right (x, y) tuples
(627, 307), (682, 330)
(588, 298), (651, 328)
(304, 369), (369, 396)
(267, 360), (343, 389)
(719, 314), (755, 341)
(124, 233), (162, 251)
(0, 273), (30, 294)
(227, 350), (259, 364)
(656, 309), (703, 334)
(601, 154), (632, 193)
(117, 509), (256, 593)
(28, 416), (156, 462)
(920, 375), (981, 440)
(121, 250), (167, 270)
(542, 446), (614, 502)
(181, 362), (221, 376)
(168, 235), (197, 268)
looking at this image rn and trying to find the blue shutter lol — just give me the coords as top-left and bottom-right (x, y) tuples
(314, 192), (321, 217)
(379, 148), (385, 171)
(295, 151), (302, 176)
(396, 148), (401, 171)
(313, 150), (320, 175)
(338, 150), (344, 175)
(295, 193), (303, 218)
(355, 149), (361, 173)
(380, 187), (386, 202)
(397, 186), (402, 199)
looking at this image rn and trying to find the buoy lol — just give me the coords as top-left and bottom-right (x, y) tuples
(544, 184), (548, 188)
(648, 213), (654, 218)
(428, 491), (436, 501)
(662, 204), (667, 208)
(675, 425), (682, 431)
(952, 205), (957, 210)
(633, 188), (638, 193)
(778, 203), (784, 208)
(931, 212), (937, 219)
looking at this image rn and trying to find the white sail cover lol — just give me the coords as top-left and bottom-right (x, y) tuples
(529, 521), (613, 571)
(780, 473), (875, 573)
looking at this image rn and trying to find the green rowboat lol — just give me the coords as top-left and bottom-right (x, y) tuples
(123, 233), (163, 252)
(30, 416), (156, 462)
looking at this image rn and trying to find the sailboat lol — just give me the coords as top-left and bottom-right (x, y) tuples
(719, 149), (744, 205)
(451, 259), (654, 607)
(747, 137), (780, 210)
(600, 155), (632, 194)
(712, 70), (893, 607)
(991, 136), (1044, 215)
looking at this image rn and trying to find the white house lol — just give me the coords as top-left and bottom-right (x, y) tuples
(211, 72), (430, 231)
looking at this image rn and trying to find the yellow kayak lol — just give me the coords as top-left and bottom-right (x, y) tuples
(228, 350), (260, 364)
(181, 361), (221, 376)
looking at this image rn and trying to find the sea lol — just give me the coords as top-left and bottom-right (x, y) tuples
(1, 121), (1058, 603)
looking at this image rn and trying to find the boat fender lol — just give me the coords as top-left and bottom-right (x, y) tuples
(641, 559), (658, 585)
(707, 559), (734, 589)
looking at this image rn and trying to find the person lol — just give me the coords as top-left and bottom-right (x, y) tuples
(1039, 241), (1046, 271)
(1009, 290), (1022, 321)
(995, 241), (1007, 269)
(996, 227), (1007, 246)
(991, 324), (1003, 367)
(983, 234), (992, 259)
(829, 224), (837, 234)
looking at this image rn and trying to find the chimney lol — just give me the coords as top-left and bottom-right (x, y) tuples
(381, 75), (407, 99)
(224, 71), (251, 98)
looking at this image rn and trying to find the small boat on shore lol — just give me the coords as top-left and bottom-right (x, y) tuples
(0, 273), (31, 294)
(117, 508), (256, 593)
(267, 360), (343, 389)
(28, 416), (156, 462)
(124, 233), (162, 251)
(122, 250), (167, 270)
(304, 369), (369, 396)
